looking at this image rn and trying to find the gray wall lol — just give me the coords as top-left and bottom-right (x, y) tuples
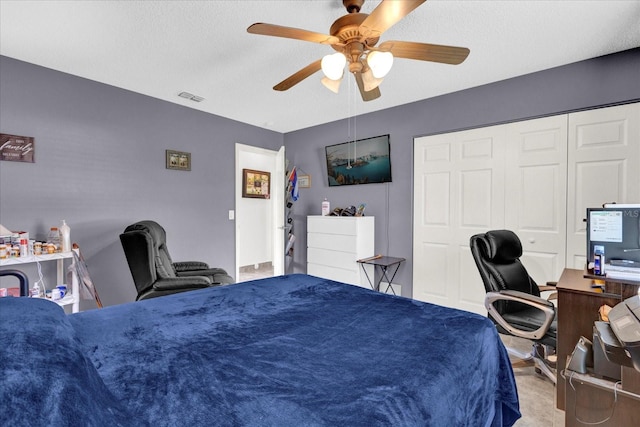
(284, 48), (640, 297)
(0, 56), (283, 307)
(2, 49), (639, 306)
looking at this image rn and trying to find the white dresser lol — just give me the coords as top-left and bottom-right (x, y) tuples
(306, 215), (374, 288)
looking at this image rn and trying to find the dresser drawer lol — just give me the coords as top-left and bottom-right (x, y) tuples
(307, 247), (358, 271)
(307, 232), (357, 252)
(307, 216), (359, 235)
(307, 263), (359, 286)
(306, 263), (372, 288)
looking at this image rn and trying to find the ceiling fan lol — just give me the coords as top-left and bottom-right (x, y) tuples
(247, 0), (470, 101)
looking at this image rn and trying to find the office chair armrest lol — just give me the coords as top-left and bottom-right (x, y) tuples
(494, 290), (554, 307)
(153, 276), (212, 291)
(539, 286), (558, 301)
(174, 261), (211, 272)
(539, 283), (558, 301)
(485, 290), (555, 341)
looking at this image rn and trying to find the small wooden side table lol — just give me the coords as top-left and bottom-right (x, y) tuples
(357, 255), (405, 295)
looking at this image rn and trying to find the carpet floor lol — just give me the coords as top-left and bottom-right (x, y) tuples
(502, 335), (565, 426)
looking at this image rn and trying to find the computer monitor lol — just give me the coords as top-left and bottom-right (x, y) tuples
(586, 206), (640, 264)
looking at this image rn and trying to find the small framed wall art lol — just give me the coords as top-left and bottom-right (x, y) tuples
(0, 133), (35, 163)
(297, 173), (311, 188)
(242, 169), (270, 199)
(166, 149), (191, 171)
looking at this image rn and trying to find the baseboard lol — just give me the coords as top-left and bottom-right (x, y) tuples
(239, 261), (272, 273)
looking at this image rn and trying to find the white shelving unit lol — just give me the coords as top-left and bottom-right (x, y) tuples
(307, 215), (375, 288)
(0, 251), (80, 313)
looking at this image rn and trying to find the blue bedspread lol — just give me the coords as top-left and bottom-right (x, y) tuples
(1, 274), (520, 426)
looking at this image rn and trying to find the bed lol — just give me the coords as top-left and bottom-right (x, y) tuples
(1, 274), (520, 426)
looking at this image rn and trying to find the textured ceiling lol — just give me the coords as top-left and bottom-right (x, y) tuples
(1, 0), (639, 133)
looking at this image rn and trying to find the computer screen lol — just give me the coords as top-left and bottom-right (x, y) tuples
(587, 207), (640, 264)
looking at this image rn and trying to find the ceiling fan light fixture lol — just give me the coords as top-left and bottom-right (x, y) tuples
(321, 76), (342, 93)
(362, 68), (383, 92)
(248, 0), (469, 101)
(367, 50), (393, 78)
(321, 52), (347, 80)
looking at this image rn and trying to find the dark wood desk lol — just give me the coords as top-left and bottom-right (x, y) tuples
(556, 268), (640, 426)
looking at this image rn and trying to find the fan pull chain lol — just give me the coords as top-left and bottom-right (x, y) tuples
(353, 73), (357, 145)
(347, 70), (353, 143)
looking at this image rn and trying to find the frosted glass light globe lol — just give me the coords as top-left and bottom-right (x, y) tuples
(321, 52), (346, 80)
(367, 51), (393, 78)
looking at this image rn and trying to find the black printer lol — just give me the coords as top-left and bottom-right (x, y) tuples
(595, 294), (640, 375)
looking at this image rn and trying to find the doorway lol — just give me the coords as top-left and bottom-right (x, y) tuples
(235, 143), (285, 282)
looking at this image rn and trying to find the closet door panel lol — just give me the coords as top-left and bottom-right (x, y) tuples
(413, 126), (505, 314)
(460, 169), (493, 227)
(566, 103), (640, 269)
(421, 172), (450, 227)
(413, 136), (454, 307)
(413, 135), (454, 307)
(505, 115), (568, 284)
(458, 245), (488, 313)
(415, 241), (449, 299)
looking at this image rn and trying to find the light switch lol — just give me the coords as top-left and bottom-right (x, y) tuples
(228, 210), (235, 220)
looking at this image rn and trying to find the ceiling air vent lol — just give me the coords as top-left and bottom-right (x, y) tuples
(178, 92), (204, 102)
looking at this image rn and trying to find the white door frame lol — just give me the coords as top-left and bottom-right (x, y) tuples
(234, 143), (285, 280)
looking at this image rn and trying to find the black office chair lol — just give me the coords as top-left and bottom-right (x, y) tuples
(470, 229), (557, 383)
(120, 220), (234, 300)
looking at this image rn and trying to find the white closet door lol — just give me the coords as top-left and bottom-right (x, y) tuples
(413, 103), (639, 312)
(413, 125), (506, 314)
(504, 115), (568, 287)
(566, 103), (640, 269)
(413, 116), (569, 314)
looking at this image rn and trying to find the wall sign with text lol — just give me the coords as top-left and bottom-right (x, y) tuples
(0, 133), (35, 163)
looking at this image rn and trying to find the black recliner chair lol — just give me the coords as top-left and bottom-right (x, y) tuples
(470, 229), (557, 383)
(120, 220), (234, 300)
(0, 269), (29, 297)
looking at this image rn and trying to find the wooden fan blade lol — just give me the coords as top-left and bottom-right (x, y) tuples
(378, 40), (470, 65)
(248, 23), (340, 45)
(273, 59), (322, 91)
(354, 72), (381, 102)
(359, 0), (427, 39)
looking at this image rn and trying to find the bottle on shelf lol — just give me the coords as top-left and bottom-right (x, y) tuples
(322, 198), (330, 216)
(31, 282), (42, 298)
(19, 238), (28, 257)
(60, 220), (71, 253)
(47, 227), (61, 252)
